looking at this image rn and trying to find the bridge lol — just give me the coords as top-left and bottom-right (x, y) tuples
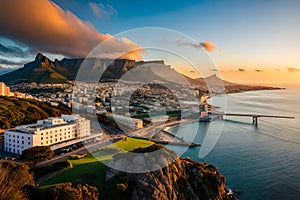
(210, 111), (295, 125)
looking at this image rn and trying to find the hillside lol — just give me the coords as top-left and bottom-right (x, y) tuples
(0, 96), (71, 129)
(104, 144), (233, 200)
(0, 53), (137, 84)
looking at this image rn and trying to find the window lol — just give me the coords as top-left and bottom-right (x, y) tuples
(28, 137), (30, 140)
(22, 141), (24, 144)
(41, 133), (43, 135)
(13, 135), (15, 138)
(41, 137), (43, 140)
(28, 142), (30, 145)
(41, 142), (43, 145)
(17, 136), (19, 138)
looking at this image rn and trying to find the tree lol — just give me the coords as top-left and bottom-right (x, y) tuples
(20, 146), (54, 167)
(50, 182), (98, 200)
(0, 161), (34, 200)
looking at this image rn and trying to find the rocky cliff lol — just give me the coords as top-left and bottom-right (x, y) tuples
(104, 144), (232, 200)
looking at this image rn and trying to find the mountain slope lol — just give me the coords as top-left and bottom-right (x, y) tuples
(0, 54), (138, 84)
(104, 144), (233, 200)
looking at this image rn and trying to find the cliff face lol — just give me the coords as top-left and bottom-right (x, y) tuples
(104, 144), (232, 200)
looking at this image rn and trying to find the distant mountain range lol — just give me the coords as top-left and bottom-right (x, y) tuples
(0, 66), (17, 76)
(0, 53), (282, 92)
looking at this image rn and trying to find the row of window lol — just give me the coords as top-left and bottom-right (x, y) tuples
(6, 134), (30, 140)
(5, 143), (25, 149)
(6, 139), (30, 145)
(41, 131), (73, 140)
(5, 147), (22, 154)
(40, 127), (73, 135)
(40, 135), (72, 145)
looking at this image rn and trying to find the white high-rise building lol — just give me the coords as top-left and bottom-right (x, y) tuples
(4, 114), (90, 155)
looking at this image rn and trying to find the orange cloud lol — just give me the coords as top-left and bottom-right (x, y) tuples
(0, 0), (143, 60)
(200, 41), (217, 52)
(176, 39), (220, 52)
(287, 67), (300, 73)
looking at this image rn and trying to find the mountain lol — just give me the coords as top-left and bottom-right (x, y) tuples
(0, 66), (17, 76)
(0, 54), (283, 93)
(0, 53), (137, 84)
(104, 144), (233, 200)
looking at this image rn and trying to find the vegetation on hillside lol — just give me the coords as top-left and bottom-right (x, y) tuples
(0, 161), (34, 200)
(0, 96), (71, 129)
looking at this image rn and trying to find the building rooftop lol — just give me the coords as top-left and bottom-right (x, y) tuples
(9, 115), (83, 134)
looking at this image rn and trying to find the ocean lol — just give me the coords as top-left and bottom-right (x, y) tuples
(167, 88), (300, 200)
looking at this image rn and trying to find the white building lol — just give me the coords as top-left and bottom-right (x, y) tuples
(107, 114), (143, 131)
(4, 114), (90, 155)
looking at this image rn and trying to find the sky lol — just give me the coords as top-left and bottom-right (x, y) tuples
(0, 0), (300, 85)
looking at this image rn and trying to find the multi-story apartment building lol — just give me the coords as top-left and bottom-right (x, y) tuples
(4, 114), (90, 155)
(0, 82), (12, 96)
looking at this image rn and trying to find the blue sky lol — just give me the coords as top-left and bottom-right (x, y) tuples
(0, 0), (300, 84)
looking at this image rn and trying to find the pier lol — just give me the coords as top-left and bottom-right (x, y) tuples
(210, 111), (295, 125)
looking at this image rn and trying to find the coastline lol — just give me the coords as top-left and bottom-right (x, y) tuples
(162, 87), (285, 134)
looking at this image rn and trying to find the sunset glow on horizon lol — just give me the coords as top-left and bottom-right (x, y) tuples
(0, 0), (300, 86)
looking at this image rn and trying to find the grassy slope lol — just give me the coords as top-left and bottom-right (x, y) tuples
(41, 138), (154, 190)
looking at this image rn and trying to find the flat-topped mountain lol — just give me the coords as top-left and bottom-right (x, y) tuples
(0, 54), (283, 93)
(0, 53), (137, 84)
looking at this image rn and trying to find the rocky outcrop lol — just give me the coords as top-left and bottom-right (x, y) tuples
(104, 144), (232, 200)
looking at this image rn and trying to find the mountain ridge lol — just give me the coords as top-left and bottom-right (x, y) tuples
(0, 54), (283, 93)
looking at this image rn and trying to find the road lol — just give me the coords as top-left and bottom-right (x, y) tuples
(37, 139), (112, 167)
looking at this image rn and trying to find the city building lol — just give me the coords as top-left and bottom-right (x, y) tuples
(4, 114), (90, 155)
(107, 114), (143, 131)
(0, 82), (13, 96)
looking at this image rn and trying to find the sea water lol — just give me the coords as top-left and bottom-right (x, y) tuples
(167, 88), (300, 200)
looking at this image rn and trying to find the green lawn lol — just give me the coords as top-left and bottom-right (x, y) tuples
(40, 138), (153, 190)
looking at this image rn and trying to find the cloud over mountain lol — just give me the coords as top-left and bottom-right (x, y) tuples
(176, 39), (220, 52)
(0, 0), (143, 60)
